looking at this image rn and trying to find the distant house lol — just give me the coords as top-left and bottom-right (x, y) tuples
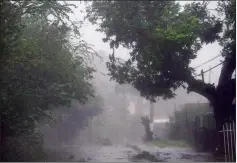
(183, 103), (213, 111)
(152, 118), (169, 139)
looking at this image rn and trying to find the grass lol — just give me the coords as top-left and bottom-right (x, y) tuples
(151, 139), (190, 148)
(131, 151), (163, 162)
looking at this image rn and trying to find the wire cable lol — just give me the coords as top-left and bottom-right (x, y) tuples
(194, 54), (222, 69)
(194, 61), (224, 77)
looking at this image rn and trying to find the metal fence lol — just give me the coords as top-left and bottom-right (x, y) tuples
(219, 121), (236, 162)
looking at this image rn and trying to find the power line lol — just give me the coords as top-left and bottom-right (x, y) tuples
(203, 0), (211, 8)
(202, 61), (224, 73)
(194, 54), (222, 69)
(194, 61), (224, 77)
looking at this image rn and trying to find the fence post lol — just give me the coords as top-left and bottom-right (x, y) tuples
(233, 122), (235, 161)
(230, 122), (234, 162)
(221, 121), (236, 162)
(223, 124), (227, 162)
(233, 121), (236, 148)
(226, 123), (230, 162)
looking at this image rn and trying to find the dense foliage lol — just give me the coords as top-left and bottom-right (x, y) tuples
(86, 1), (235, 133)
(41, 96), (103, 148)
(86, 1), (225, 101)
(0, 1), (97, 161)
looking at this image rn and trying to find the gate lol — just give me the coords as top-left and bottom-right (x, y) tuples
(219, 121), (236, 162)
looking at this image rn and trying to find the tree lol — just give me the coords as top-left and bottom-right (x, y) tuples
(141, 116), (153, 141)
(0, 1), (97, 161)
(86, 1), (235, 131)
(41, 96), (104, 147)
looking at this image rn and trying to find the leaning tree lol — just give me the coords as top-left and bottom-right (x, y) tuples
(86, 1), (235, 132)
(0, 1), (97, 161)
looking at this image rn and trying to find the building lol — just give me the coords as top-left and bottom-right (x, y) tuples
(152, 118), (169, 139)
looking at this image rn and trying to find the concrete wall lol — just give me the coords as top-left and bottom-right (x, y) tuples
(152, 122), (168, 139)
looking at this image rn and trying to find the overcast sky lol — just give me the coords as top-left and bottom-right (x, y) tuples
(67, 1), (224, 117)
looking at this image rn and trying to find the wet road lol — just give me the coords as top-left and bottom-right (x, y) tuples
(51, 143), (215, 162)
(129, 144), (214, 162)
(75, 145), (137, 162)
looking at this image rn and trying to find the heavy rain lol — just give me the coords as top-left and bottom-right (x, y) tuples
(0, 1), (235, 162)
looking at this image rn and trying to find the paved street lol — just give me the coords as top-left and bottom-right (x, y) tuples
(45, 143), (215, 162)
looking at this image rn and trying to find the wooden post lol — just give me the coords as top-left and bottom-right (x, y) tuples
(201, 69), (205, 82)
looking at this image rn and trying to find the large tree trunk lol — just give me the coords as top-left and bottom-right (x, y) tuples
(187, 51), (236, 154)
(212, 100), (235, 155)
(215, 78), (236, 126)
(187, 77), (236, 127)
(187, 52), (236, 129)
(187, 76), (235, 156)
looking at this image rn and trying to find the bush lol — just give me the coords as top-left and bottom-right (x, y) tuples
(1, 132), (46, 161)
(166, 103), (215, 150)
(0, 1), (97, 161)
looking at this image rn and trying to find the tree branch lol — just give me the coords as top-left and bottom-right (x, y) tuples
(187, 52), (236, 105)
(186, 76), (216, 103)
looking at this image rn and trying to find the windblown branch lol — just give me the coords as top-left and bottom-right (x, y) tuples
(186, 76), (216, 103)
(187, 52), (236, 105)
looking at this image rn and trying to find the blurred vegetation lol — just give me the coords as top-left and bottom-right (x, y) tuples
(86, 1), (236, 147)
(40, 96), (103, 148)
(0, 1), (98, 161)
(151, 139), (190, 148)
(141, 116), (153, 142)
(166, 103), (216, 151)
(86, 0), (235, 102)
(167, 103), (213, 139)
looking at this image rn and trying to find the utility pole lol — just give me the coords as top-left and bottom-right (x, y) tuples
(89, 116), (92, 142)
(123, 92), (127, 144)
(124, 92), (126, 120)
(209, 65), (211, 83)
(149, 100), (154, 136)
(150, 101), (154, 123)
(137, 97), (141, 116)
(185, 104), (189, 141)
(174, 103), (177, 123)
